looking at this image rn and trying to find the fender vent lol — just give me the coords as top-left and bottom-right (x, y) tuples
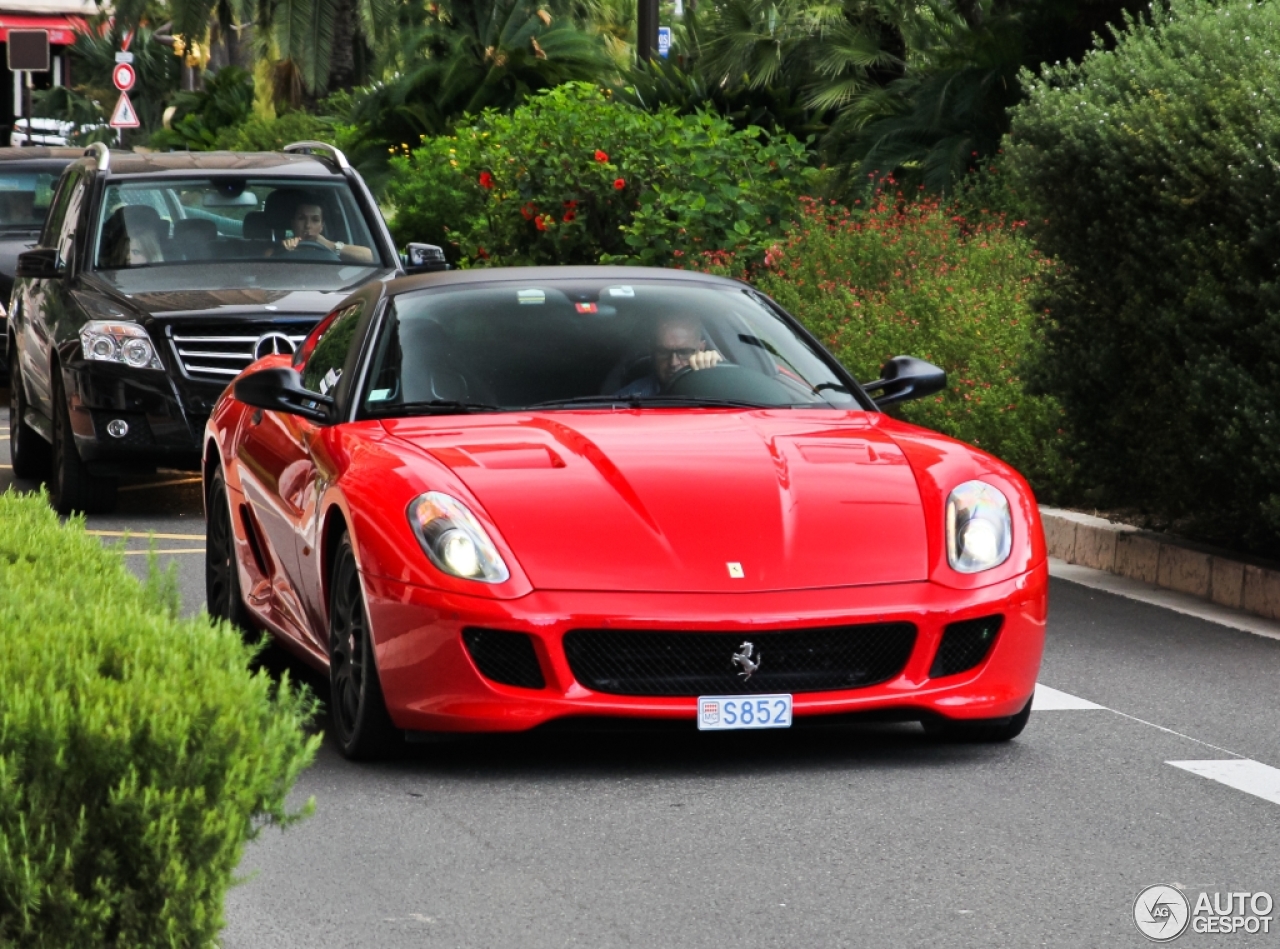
(930, 615), (1004, 679)
(462, 628), (546, 690)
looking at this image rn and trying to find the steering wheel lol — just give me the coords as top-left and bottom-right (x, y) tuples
(287, 239), (342, 262)
(660, 362), (741, 394)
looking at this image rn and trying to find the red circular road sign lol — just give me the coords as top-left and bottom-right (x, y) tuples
(112, 63), (136, 92)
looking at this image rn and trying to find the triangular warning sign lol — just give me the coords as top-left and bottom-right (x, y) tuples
(109, 91), (140, 129)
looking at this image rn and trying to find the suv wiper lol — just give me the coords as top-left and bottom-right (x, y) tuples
(379, 399), (503, 415)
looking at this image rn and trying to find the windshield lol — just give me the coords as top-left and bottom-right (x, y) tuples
(93, 177), (383, 273)
(360, 280), (865, 415)
(0, 170), (57, 229)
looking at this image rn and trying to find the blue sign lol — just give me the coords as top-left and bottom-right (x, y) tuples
(657, 26), (672, 58)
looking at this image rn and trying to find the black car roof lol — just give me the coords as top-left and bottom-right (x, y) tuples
(79, 150), (344, 178)
(387, 265), (750, 296)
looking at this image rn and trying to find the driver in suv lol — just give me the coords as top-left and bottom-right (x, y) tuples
(7, 142), (444, 514)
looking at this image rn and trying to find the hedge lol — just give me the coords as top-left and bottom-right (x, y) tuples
(385, 82), (814, 267)
(1007, 0), (1280, 553)
(0, 491), (319, 947)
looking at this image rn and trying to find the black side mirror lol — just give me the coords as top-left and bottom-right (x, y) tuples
(863, 356), (947, 408)
(16, 248), (60, 279)
(234, 366), (334, 424)
(403, 242), (449, 274)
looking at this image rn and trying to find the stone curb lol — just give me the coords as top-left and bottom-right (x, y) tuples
(1040, 507), (1280, 622)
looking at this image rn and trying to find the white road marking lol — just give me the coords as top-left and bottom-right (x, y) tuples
(120, 548), (205, 555)
(1034, 683), (1105, 710)
(1168, 759), (1280, 806)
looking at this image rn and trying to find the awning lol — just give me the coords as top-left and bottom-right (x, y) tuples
(0, 15), (83, 46)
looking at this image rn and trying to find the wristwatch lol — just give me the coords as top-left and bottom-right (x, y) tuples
(335, 241), (345, 253)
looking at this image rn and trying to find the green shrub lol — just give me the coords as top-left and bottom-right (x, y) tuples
(149, 66), (256, 151)
(385, 82), (815, 267)
(1007, 0), (1280, 553)
(0, 491), (319, 948)
(710, 188), (1067, 494)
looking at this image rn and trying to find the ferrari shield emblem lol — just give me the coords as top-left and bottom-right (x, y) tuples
(727, 562), (745, 578)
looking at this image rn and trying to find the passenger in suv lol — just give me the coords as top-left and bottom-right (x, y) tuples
(7, 141), (444, 513)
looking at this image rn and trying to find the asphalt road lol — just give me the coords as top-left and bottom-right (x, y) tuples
(4, 393), (1280, 948)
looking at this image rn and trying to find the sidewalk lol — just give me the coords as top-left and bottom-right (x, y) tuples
(1041, 507), (1280, 624)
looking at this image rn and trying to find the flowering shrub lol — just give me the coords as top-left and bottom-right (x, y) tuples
(703, 187), (1067, 493)
(385, 82), (814, 266)
(1008, 0), (1280, 553)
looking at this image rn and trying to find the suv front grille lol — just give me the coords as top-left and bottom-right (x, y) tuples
(563, 623), (917, 696)
(166, 321), (314, 381)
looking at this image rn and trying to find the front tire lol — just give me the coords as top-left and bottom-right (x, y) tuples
(50, 369), (117, 515)
(923, 696), (1033, 743)
(328, 533), (398, 760)
(8, 344), (50, 480)
(205, 466), (255, 634)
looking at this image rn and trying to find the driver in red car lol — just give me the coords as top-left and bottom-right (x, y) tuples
(615, 314), (724, 398)
(276, 198), (375, 264)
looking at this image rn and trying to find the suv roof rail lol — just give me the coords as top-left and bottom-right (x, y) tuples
(84, 141), (110, 172)
(283, 141), (351, 172)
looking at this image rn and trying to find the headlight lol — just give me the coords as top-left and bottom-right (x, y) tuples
(407, 492), (510, 583)
(79, 321), (162, 370)
(945, 480), (1012, 573)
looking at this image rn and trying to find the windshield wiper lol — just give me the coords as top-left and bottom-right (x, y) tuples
(526, 395), (644, 409)
(379, 399), (503, 415)
(631, 395), (774, 409)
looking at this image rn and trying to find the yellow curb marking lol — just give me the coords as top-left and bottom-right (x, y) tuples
(120, 548), (205, 555)
(88, 530), (207, 541)
(119, 477), (203, 492)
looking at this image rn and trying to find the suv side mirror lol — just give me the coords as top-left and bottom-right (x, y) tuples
(234, 366), (334, 424)
(863, 356), (947, 408)
(16, 248), (61, 279)
(403, 243), (448, 274)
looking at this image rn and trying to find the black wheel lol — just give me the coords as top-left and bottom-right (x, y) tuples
(8, 343), (51, 480)
(328, 533), (398, 760)
(923, 695), (1033, 743)
(50, 368), (117, 514)
(205, 467), (256, 634)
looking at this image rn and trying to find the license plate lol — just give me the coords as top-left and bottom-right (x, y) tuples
(697, 694), (793, 731)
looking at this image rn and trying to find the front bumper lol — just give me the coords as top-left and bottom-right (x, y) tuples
(62, 358), (224, 472)
(364, 564), (1048, 734)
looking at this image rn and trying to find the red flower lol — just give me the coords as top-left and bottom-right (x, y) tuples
(478, 171), (494, 189)
(563, 199), (578, 208)
(535, 215), (549, 232)
(520, 202), (538, 220)
(476, 246), (489, 259)
(613, 178), (625, 190)
(594, 150), (609, 162)
(563, 210), (576, 222)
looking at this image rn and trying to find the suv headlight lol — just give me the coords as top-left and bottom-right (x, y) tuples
(407, 492), (510, 583)
(79, 321), (162, 370)
(945, 480), (1012, 573)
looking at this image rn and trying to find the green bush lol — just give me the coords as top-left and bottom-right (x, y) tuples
(1007, 0), (1280, 553)
(149, 66), (256, 151)
(385, 82), (814, 267)
(0, 491), (319, 947)
(708, 187), (1066, 493)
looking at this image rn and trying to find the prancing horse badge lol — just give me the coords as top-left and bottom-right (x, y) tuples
(726, 562), (745, 578)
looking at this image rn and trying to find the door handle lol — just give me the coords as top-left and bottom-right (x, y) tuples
(250, 408), (263, 425)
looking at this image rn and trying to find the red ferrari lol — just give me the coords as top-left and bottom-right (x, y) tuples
(204, 267), (1047, 759)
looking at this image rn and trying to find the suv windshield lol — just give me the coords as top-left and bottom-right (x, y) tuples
(93, 177), (382, 275)
(360, 280), (865, 415)
(0, 170), (57, 230)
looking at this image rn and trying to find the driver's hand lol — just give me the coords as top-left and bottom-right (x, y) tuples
(282, 236), (300, 251)
(689, 350), (724, 371)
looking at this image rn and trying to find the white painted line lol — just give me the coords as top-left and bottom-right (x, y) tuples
(88, 530), (206, 540)
(1034, 683), (1105, 710)
(1168, 759), (1280, 807)
(1049, 557), (1280, 642)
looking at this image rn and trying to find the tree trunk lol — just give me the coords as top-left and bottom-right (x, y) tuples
(328, 0), (357, 91)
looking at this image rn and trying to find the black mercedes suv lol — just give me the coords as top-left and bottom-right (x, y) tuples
(8, 142), (443, 513)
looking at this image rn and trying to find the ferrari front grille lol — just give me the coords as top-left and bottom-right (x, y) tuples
(563, 623), (917, 697)
(167, 323), (313, 381)
(462, 628), (546, 690)
(929, 615), (1003, 679)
